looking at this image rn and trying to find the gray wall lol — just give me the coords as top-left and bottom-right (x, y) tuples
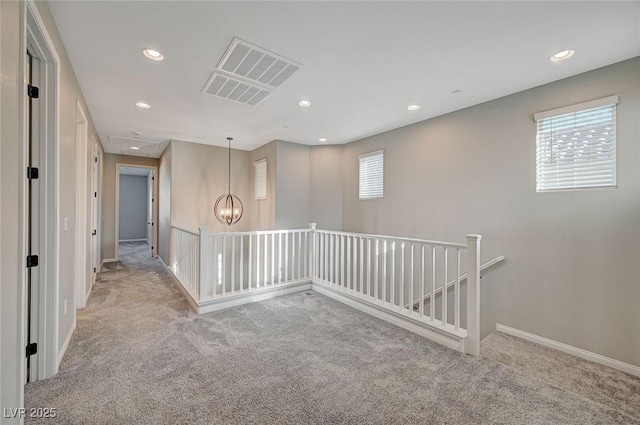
(250, 141), (277, 230)
(309, 145), (344, 230)
(338, 58), (640, 367)
(118, 175), (148, 240)
(1, 1), (23, 414)
(171, 140), (252, 233)
(159, 143), (172, 263)
(276, 141), (310, 229)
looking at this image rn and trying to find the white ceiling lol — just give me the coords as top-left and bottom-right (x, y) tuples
(49, 1), (640, 158)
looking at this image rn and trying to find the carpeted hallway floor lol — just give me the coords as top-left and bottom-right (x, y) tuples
(25, 241), (640, 424)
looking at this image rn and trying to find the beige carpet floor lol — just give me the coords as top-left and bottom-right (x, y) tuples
(24, 241), (640, 424)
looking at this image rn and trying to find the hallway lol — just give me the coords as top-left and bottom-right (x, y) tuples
(24, 242), (640, 424)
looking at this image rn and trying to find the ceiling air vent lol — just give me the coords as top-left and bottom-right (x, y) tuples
(218, 38), (303, 88)
(108, 136), (160, 149)
(203, 72), (271, 105)
(202, 37), (304, 106)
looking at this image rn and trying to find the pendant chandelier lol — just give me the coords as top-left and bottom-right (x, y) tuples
(214, 137), (243, 226)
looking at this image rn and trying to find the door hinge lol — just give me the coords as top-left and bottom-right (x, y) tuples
(93, 267), (97, 273)
(94, 156), (98, 163)
(92, 229), (97, 236)
(27, 167), (39, 180)
(27, 84), (39, 99)
(94, 192), (97, 197)
(26, 343), (38, 357)
(26, 255), (39, 268)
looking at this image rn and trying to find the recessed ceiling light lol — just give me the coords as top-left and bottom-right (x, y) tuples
(135, 102), (151, 109)
(550, 49), (575, 62)
(131, 146), (140, 150)
(143, 48), (164, 61)
(451, 90), (462, 95)
(319, 138), (327, 142)
(407, 104), (421, 111)
(298, 100), (311, 107)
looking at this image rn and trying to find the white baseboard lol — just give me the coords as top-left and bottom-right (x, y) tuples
(312, 281), (464, 353)
(119, 238), (148, 243)
(197, 281), (312, 314)
(101, 257), (117, 267)
(57, 320), (76, 367)
(85, 283), (92, 305)
(496, 324), (640, 378)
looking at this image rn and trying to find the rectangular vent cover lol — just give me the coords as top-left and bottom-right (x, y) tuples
(108, 136), (160, 149)
(202, 37), (304, 106)
(204, 72), (271, 105)
(219, 38), (303, 88)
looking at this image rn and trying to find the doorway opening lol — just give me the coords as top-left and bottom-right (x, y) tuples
(115, 164), (158, 261)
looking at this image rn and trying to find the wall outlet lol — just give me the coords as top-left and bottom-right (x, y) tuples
(64, 299), (68, 315)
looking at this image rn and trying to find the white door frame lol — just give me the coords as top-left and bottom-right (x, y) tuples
(74, 101), (89, 310)
(26, 0), (61, 381)
(115, 163), (159, 260)
(90, 138), (100, 285)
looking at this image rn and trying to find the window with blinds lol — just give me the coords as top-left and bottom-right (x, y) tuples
(359, 150), (384, 199)
(535, 95), (618, 192)
(254, 159), (267, 200)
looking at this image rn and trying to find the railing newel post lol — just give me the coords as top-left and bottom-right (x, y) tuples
(198, 227), (208, 301)
(309, 223), (317, 280)
(465, 234), (482, 356)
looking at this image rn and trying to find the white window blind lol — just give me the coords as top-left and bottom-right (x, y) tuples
(359, 150), (384, 199)
(535, 96), (618, 192)
(254, 159), (267, 200)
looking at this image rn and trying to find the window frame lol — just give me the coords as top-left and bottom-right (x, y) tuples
(254, 159), (267, 200)
(534, 95), (619, 193)
(358, 149), (384, 200)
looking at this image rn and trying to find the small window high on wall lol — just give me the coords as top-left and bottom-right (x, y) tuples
(535, 95), (618, 192)
(254, 159), (267, 200)
(359, 150), (384, 199)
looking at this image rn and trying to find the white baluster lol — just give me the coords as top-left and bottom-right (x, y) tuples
(383, 240), (387, 302)
(391, 241), (395, 307)
(358, 237), (365, 295)
(420, 245), (425, 318)
(248, 234), (253, 291)
(271, 233), (275, 286)
(347, 236), (351, 290)
(410, 244), (414, 315)
(231, 236), (236, 295)
(455, 248), (461, 331)
(443, 247), (448, 327)
(431, 245), (436, 322)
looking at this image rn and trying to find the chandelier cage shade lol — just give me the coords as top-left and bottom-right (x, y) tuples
(214, 137), (244, 226)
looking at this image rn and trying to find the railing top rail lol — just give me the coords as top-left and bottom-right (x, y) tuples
(316, 229), (468, 249)
(171, 225), (199, 237)
(207, 228), (313, 237)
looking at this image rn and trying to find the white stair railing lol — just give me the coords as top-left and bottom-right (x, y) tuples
(169, 226), (200, 300)
(199, 228), (313, 300)
(168, 225), (489, 355)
